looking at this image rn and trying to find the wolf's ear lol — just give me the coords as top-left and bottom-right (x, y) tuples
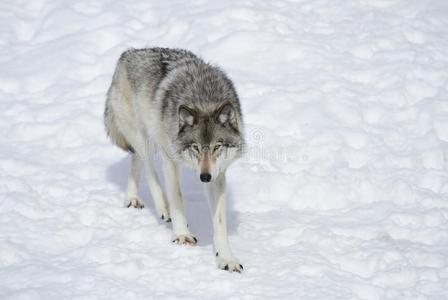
(217, 103), (236, 125)
(179, 105), (196, 127)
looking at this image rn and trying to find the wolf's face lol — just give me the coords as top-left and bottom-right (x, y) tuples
(176, 103), (243, 182)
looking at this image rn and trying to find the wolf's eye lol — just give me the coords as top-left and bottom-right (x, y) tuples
(213, 143), (222, 153)
(191, 144), (200, 153)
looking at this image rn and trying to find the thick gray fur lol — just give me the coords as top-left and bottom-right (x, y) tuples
(104, 47), (245, 272)
(105, 47), (244, 157)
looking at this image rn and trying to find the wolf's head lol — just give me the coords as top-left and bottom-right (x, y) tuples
(176, 101), (244, 182)
(158, 61), (244, 182)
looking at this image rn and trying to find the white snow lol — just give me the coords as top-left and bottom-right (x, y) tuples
(1, 0), (448, 299)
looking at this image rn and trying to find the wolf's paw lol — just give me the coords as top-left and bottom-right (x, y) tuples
(124, 197), (144, 209)
(172, 234), (197, 245)
(216, 255), (243, 273)
(157, 207), (171, 223)
(160, 212), (171, 222)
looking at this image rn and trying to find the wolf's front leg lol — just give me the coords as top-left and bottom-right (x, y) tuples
(206, 174), (243, 272)
(162, 154), (197, 245)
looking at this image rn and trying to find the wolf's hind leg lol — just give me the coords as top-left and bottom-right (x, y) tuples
(124, 154), (144, 209)
(162, 153), (197, 245)
(143, 154), (170, 222)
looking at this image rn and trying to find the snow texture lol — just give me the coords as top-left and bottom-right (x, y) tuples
(1, 0), (448, 299)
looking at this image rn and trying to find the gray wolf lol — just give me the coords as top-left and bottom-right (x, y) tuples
(104, 48), (245, 272)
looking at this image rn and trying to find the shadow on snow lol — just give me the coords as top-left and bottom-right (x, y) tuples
(105, 153), (239, 246)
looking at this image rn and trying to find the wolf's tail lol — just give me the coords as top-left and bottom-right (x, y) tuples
(104, 98), (134, 154)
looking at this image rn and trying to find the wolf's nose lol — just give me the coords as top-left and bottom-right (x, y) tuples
(200, 173), (212, 182)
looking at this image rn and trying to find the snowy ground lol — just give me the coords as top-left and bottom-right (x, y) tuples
(1, 0), (448, 299)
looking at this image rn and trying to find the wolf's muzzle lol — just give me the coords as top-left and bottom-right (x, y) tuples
(200, 173), (212, 182)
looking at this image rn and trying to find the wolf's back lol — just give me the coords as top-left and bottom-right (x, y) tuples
(104, 48), (202, 153)
(117, 48), (202, 90)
